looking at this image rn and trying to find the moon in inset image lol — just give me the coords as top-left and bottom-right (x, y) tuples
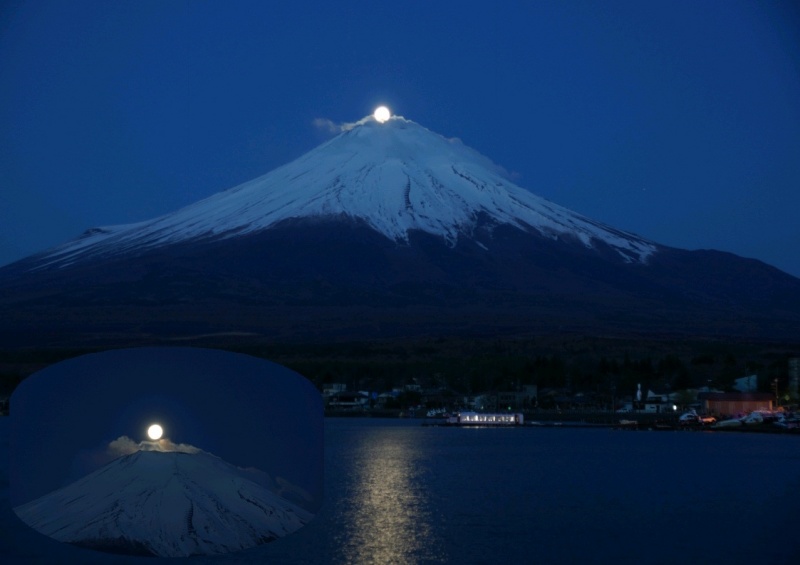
(373, 106), (391, 123)
(147, 424), (163, 440)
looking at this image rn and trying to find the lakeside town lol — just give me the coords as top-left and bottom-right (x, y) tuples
(323, 357), (800, 433)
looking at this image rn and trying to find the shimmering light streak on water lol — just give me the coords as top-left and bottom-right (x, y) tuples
(336, 426), (446, 564)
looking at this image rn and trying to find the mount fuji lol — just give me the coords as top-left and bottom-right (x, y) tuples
(1, 114), (799, 342)
(13, 450), (314, 557)
(20, 115), (657, 270)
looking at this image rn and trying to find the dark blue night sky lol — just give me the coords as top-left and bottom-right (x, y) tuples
(9, 347), (323, 510)
(1, 1), (799, 276)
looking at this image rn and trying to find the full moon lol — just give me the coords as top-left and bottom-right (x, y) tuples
(147, 424), (163, 440)
(373, 106), (391, 123)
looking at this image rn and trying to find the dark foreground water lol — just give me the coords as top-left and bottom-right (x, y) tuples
(2, 418), (799, 564)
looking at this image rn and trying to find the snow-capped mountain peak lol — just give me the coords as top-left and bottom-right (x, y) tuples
(13, 449), (314, 557)
(30, 114), (656, 270)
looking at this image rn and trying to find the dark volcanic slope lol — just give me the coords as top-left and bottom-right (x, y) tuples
(2, 218), (799, 345)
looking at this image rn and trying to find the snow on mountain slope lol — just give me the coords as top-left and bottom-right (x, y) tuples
(31, 114), (656, 270)
(13, 450), (314, 557)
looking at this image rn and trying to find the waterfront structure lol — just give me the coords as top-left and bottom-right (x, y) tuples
(699, 392), (774, 417)
(446, 412), (524, 426)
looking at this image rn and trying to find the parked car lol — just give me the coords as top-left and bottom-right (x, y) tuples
(679, 410), (715, 425)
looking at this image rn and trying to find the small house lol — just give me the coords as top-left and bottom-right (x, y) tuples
(733, 375), (758, 393)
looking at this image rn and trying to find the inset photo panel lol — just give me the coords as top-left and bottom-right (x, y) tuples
(10, 347), (323, 558)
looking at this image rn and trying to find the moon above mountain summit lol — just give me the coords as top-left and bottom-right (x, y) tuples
(373, 106), (391, 123)
(147, 424), (163, 440)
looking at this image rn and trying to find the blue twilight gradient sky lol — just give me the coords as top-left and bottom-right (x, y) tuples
(1, 1), (799, 276)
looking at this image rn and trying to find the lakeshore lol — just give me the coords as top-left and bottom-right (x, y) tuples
(325, 408), (800, 434)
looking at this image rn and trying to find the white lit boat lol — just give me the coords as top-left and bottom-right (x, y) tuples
(712, 417), (743, 428)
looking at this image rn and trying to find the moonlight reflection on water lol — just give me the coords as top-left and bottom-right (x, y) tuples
(339, 426), (445, 564)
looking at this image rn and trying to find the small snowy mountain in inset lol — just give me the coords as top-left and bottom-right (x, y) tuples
(13, 449), (314, 557)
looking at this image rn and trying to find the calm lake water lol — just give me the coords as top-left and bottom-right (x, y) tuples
(2, 417), (799, 564)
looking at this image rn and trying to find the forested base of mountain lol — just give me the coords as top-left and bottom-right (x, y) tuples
(0, 333), (796, 406)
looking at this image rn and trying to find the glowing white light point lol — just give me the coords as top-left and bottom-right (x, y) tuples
(373, 106), (391, 123)
(147, 424), (163, 440)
